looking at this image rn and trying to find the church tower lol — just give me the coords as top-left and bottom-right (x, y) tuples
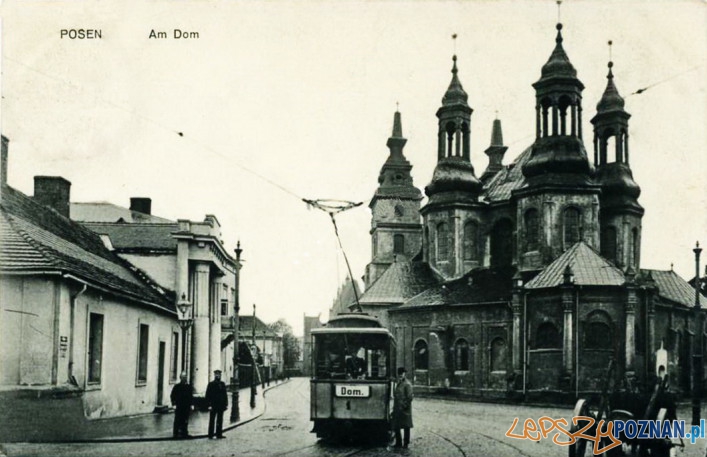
(421, 55), (485, 279)
(516, 23), (601, 270)
(365, 111), (423, 288)
(591, 56), (644, 269)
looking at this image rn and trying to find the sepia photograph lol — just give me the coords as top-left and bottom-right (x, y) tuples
(0, 0), (706, 456)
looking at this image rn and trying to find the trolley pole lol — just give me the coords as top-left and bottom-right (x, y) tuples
(692, 241), (703, 426)
(230, 242), (243, 422)
(250, 303), (257, 408)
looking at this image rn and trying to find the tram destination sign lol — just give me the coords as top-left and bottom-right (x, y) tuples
(335, 384), (371, 398)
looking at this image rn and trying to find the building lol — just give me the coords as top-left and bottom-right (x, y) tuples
(71, 198), (240, 398)
(237, 315), (283, 382)
(0, 137), (181, 420)
(359, 23), (707, 400)
(329, 277), (362, 317)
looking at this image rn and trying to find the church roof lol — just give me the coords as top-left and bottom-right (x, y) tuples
(359, 260), (439, 305)
(641, 269), (707, 308)
(538, 24), (578, 82)
(0, 185), (173, 310)
(71, 202), (174, 223)
(395, 266), (513, 309)
(482, 146), (532, 202)
(525, 241), (625, 289)
(441, 55), (469, 107)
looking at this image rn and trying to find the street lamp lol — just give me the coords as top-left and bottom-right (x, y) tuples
(176, 293), (193, 375)
(692, 241), (703, 426)
(230, 241), (243, 422)
(250, 303), (257, 408)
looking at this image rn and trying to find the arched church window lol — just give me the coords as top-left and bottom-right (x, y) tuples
(437, 222), (449, 261)
(490, 337), (506, 372)
(601, 226), (618, 264)
(563, 207), (581, 247)
(558, 96), (571, 135)
(454, 339), (470, 371)
(446, 122), (455, 157)
(393, 234), (405, 255)
(394, 204), (404, 217)
(535, 322), (561, 349)
(524, 209), (540, 252)
(490, 219), (513, 267)
(463, 221), (477, 260)
(584, 311), (613, 351)
(414, 339), (428, 371)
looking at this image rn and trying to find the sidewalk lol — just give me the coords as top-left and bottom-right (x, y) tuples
(2, 380), (289, 443)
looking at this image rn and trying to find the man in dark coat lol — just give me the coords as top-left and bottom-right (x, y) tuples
(205, 369), (229, 439)
(170, 371), (193, 439)
(392, 366), (413, 448)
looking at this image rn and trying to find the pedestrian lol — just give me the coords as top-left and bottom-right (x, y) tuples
(392, 366), (413, 448)
(205, 369), (229, 439)
(170, 371), (193, 439)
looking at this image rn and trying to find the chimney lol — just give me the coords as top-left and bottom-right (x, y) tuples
(130, 197), (152, 215)
(34, 176), (72, 218)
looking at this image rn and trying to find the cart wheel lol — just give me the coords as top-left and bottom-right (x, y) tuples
(569, 399), (597, 457)
(635, 408), (676, 457)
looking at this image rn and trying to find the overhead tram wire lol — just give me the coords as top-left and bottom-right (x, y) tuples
(302, 199), (364, 313)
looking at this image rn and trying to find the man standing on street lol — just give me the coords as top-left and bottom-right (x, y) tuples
(170, 371), (193, 439)
(392, 366), (413, 448)
(205, 369), (229, 439)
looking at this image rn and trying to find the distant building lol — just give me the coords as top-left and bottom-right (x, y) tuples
(0, 137), (179, 419)
(329, 277), (361, 317)
(237, 315), (283, 381)
(71, 198), (240, 398)
(359, 23), (707, 400)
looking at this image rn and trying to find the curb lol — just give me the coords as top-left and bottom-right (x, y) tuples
(18, 379), (291, 445)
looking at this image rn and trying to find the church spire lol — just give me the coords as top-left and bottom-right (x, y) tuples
(481, 118), (508, 183)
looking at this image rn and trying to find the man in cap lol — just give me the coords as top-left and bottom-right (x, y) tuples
(205, 369), (229, 439)
(170, 371), (193, 438)
(392, 367), (413, 448)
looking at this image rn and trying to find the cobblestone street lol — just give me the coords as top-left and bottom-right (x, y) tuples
(3, 378), (707, 457)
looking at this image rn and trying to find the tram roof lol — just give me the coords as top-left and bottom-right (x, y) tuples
(310, 327), (393, 336)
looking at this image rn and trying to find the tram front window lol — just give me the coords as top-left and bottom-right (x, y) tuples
(315, 333), (389, 380)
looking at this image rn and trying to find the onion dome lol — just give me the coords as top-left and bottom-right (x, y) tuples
(595, 162), (643, 213)
(539, 24), (578, 80)
(596, 62), (626, 113)
(441, 56), (469, 107)
(521, 136), (593, 185)
(425, 157), (483, 198)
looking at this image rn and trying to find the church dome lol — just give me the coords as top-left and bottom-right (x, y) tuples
(425, 157), (482, 197)
(522, 136), (593, 184)
(596, 162), (642, 210)
(539, 24), (578, 81)
(596, 63), (626, 113)
(441, 55), (469, 107)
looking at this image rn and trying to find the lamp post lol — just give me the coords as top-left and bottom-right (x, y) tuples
(230, 241), (243, 422)
(176, 293), (193, 376)
(250, 303), (257, 408)
(692, 241), (703, 426)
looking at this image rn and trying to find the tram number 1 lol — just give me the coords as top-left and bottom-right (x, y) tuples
(335, 384), (371, 398)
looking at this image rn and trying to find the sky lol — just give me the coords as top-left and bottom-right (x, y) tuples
(1, 0), (705, 335)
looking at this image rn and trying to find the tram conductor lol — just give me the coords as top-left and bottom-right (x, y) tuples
(392, 367), (413, 448)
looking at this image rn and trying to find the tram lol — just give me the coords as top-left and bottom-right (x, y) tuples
(310, 313), (396, 442)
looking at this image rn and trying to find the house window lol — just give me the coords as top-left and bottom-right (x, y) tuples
(563, 207), (581, 247)
(490, 337), (506, 372)
(137, 323), (149, 383)
(87, 313), (104, 384)
(524, 209), (540, 252)
(602, 226), (618, 264)
(436, 223), (449, 261)
(393, 234), (405, 255)
(535, 322), (561, 349)
(170, 331), (179, 382)
(463, 221), (477, 260)
(454, 339), (470, 371)
(414, 339), (428, 371)
(221, 299), (228, 316)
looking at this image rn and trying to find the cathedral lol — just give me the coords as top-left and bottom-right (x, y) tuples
(358, 22), (707, 400)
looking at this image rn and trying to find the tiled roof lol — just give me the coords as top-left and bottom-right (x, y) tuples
(641, 269), (707, 308)
(238, 315), (278, 337)
(80, 222), (178, 251)
(525, 242), (625, 289)
(397, 266), (513, 309)
(482, 146), (532, 202)
(71, 202), (173, 223)
(0, 185), (173, 311)
(360, 260), (439, 305)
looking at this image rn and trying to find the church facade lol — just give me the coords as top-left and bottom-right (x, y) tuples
(359, 23), (707, 401)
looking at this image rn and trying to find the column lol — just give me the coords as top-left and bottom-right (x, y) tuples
(511, 299), (522, 375)
(625, 287), (637, 377)
(210, 277), (223, 378)
(562, 287), (574, 374)
(453, 212), (462, 277)
(191, 262), (211, 395)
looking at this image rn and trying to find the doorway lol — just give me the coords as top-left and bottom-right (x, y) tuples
(157, 341), (166, 405)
